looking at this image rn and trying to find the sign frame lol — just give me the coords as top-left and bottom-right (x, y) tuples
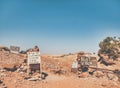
(80, 56), (97, 67)
(27, 52), (42, 75)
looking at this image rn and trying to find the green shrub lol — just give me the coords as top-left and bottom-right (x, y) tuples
(99, 36), (120, 60)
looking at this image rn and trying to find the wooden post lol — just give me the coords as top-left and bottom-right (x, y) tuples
(27, 65), (30, 75)
(39, 55), (42, 78)
(27, 52), (29, 75)
(27, 52), (30, 75)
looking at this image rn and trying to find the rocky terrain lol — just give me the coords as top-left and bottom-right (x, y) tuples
(0, 49), (120, 88)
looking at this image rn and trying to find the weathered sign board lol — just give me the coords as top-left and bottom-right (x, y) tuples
(27, 52), (42, 74)
(71, 60), (78, 73)
(10, 46), (20, 53)
(80, 56), (97, 67)
(72, 61), (78, 68)
(28, 52), (41, 64)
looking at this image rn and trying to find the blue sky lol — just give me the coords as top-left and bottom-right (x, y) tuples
(0, 0), (120, 54)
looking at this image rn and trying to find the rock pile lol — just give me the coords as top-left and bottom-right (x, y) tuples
(0, 51), (24, 68)
(0, 79), (3, 84)
(0, 77), (7, 88)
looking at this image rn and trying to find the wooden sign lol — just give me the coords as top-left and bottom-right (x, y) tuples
(10, 46), (20, 53)
(27, 52), (42, 75)
(89, 57), (97, 67)
(80, 56), (97, 67)
(28, 52), (41, 64)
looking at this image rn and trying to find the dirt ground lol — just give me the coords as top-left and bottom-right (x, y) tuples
(1, 71), (120, 88)
(0, 51), (120, 88)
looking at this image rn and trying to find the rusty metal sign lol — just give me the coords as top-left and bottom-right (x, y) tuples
(80, 56), (97, 67)
(10, 46), (20, 53)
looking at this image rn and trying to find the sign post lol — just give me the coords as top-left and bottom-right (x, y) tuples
(77, 55), (97, 77)
(27, 52), (42, 75)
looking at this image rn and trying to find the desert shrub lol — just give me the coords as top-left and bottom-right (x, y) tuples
(99, 36), (120, 60)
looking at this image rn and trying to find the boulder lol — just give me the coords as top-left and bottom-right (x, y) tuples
(27, 77), (39, 81)
(94, 71), (104, 78)
(107, 73), (118, 81)
(0, 69), (6, 72)
(0, 80), (2, 84)
(0, 73), (7, 77)
(2, 84), (7, 88)
(78, 72), (89, 78)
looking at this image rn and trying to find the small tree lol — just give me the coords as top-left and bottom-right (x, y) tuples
(99, 36), (120, 60)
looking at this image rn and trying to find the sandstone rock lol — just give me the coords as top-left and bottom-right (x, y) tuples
(0, 69), (6, 72)
(16, 68), (21, 72)
(16, 65), (27, 73)
(94, 71), (104, 78)
(27, 77), (39, 81)
(0, 73), (7, 77)
(2, 84), (7, 88)
(78, 72), (89, 78)
(20, 72), (25, 74)
(107, 73), (118, 81)
(0, 80), (2, 84)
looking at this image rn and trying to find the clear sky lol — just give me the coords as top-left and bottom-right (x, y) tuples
(0, 0), (120, 54)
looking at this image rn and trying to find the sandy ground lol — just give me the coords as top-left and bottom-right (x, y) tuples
(1, 70), (120, 88)
(0, 51), (120, 88)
